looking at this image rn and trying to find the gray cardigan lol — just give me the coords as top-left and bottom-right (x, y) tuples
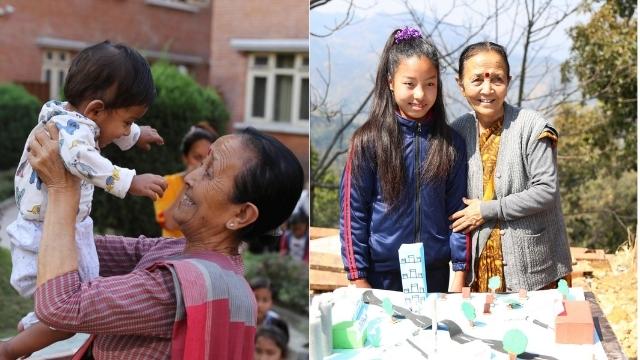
(450, 103), (572, 291)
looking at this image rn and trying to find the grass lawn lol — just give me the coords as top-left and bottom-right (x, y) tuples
(0, 247), (33, 338)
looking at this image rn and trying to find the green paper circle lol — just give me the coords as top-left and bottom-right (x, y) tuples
(488, 276), (501, 290)
(503, 329), (528, 355)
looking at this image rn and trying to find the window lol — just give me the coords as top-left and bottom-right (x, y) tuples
(245, 53), (309, 126)
(42, 50), (71, 100)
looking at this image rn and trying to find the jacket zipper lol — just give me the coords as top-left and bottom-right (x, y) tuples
(415, 123), (421, 244)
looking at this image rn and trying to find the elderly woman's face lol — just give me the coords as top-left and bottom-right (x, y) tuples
(173, 135), (250, 234)
(457, 50), (510, 123)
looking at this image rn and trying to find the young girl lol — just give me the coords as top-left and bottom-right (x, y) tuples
(1, 41), (166, 358)
(250, 276), (282, 326)
(339, 27), (468, 292)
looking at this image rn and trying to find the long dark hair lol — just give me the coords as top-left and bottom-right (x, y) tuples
(350, 28), (456, 206)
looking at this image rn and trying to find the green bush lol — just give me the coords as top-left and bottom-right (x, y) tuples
(92, 62), (229, 236)
(0, 168), (15, 201)
(244, 251), (309, 314)
(0, 247), (34, 338)
(0, 84), (41, 171)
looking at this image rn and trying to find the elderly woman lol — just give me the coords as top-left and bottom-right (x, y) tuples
(449, 41), (572, 292)
(0, 123), (303, 359)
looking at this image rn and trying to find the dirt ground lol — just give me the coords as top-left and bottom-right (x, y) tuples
(573, 242), (637, 359)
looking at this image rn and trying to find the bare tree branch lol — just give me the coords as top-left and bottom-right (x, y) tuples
(313, 88), (374, 182)
(311, 0), (357, 38)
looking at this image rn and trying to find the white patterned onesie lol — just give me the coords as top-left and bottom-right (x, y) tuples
(8, 100), (140, 328)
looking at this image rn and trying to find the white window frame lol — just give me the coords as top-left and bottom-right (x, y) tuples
(144, 0), (207, 12)
(244, 53), (309, 128)
(42, 49), (71, 100)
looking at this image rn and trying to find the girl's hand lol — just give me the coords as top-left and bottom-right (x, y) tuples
(129, 174), (168, 200)
(136, 126), (164, 151)
(449, 198), (485, 233)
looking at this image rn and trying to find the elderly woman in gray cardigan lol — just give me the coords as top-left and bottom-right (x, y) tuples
(448, 41), (572, 292)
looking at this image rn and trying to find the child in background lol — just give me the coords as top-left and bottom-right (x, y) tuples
(254, 319), (290, 360)
(1, 41), (166, 359)
(154, 122), (218, 237)
(279, 212), (309, 262)
(250, 276), (282, 327)
(339, 27), (468, 292)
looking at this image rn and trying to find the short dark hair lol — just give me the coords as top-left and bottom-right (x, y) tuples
(64, 41), (155, 109)
(249, 276), (272, 292)
(289, 212), (308, 227)
(458, 41), (510, 79)
(232, 127), (304, 242)
(180, 122), (218, 156)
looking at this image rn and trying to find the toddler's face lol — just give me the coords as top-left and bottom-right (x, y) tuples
(96, 105), (147, 148)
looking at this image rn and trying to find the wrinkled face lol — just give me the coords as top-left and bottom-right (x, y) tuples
(183, 138), (213, 172)
(254, 335), (283, 360)
(389, 55), (438, 121)
(457, 51), (510, 123)
(95, 105), (147, 148)
(173, 135), (252, 235)
(254, 287), (273, 324)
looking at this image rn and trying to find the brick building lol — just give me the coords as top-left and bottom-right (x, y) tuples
(209, 0), (309, 175)
(0, 0), (309, 175)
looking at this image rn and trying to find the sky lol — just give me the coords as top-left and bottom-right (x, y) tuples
(310, 0), (589, 139)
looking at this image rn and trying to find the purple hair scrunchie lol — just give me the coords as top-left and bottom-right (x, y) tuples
(394, 27), (423, 44)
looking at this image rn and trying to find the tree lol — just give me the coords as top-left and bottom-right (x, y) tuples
(310, 145), (340, 227)
(555, 104), (636, 250)
(556, 0), (637, 250)
(561, 0), (637, 171)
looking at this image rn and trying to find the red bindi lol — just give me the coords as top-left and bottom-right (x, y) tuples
(484, 72), (490, 78)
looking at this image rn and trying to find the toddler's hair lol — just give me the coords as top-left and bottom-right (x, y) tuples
(64, 41), (155, 110)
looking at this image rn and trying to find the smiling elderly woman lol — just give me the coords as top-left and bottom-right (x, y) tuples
(13, 124), (303, 359)
(449, 41), (572, 293)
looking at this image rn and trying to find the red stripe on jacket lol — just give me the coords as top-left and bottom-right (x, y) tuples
(343, 150), (358, 279)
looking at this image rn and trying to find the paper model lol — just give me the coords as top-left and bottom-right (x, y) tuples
(399, 243), (428, 304)
(555, 300), (595, 344)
